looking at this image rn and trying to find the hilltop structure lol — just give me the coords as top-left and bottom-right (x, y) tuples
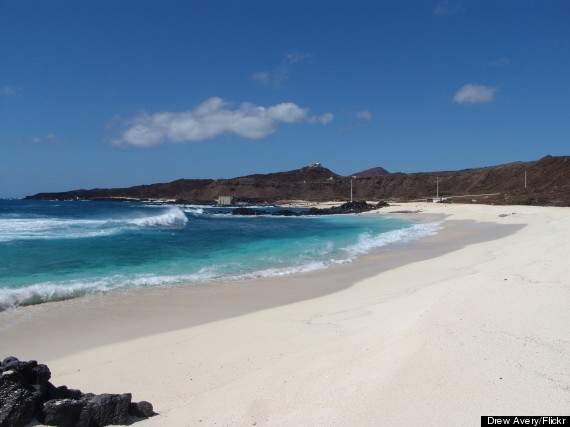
(25, 156), (570, 206)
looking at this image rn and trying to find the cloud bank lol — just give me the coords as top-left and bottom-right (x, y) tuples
(111, 97), (333, 148)
(453, 84), (498, 104)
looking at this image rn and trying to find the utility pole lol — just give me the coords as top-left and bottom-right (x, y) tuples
(350, 178), (353, 203)
(436, 177), (439, 199)
(525, 170), (527, 189)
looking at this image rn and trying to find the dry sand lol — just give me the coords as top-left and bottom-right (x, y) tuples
(1, 203), (569, 426)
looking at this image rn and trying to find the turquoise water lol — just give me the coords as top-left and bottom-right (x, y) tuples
(0, 200), (439, 309)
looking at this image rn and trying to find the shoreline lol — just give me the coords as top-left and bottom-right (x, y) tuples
(1, 203), (568, 425)
(0, 200), (410, 311)
(1, 207), (497, 359)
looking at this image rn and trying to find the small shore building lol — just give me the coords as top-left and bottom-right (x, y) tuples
(217, 196), (233, 205)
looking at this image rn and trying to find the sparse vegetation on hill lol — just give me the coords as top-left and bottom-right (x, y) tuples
(25, 156), (570, 206)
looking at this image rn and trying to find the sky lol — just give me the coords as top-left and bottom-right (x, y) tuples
(1, 0), (569, 198)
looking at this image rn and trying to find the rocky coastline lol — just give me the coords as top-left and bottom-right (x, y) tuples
(23, 156), (570, 207)
(229, 200), (389, 216)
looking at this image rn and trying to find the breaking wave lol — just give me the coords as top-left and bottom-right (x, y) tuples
(127, 207), (188, 227)
(1, 199), (444, 311)
(0, 218), (115, 242)
(183, 207), (204, 215)
(0, 207), (188, 242)
(0, 268), (216, 311)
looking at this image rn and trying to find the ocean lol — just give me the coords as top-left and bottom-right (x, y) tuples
(0, 199), (440, 310)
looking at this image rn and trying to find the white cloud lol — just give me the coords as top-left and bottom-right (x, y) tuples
(317, 113), (334, 125)
(252, 51), (313, 87)
(267, 102), (308, 123)
(352, 110), (372, 121)
(285, 52), (313, 65)
(336, 110), (372, 133)
(111, 97), (333, 148)
(308, 113), (334, 125)
(251, 72), (270, 86)
(14, 133), (68, 146)
(433, 1), (451, 16)
(0, 85), (21, 96)
(453, 84), (498, 104)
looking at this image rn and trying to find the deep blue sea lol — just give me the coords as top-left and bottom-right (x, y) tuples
(0, 199), (440, 310)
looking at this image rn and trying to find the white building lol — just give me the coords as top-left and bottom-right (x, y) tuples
(217, 196), (233, 205)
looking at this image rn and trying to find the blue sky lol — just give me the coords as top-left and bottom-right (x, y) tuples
(1, 0), (568, 198)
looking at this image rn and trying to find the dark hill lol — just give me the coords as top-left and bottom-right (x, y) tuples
(25, 156), (570, 206)
(350, 167), (390, 178)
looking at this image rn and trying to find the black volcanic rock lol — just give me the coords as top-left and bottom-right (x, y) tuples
(271, 210), (301, 216)
(87, 393), (132, 426)
(48, 384), (84, 401)
(1, 357), (51, 387)
(0, 369), (42, 427)
(0, 357), (155, 426)
(129, 401), (156, 418)
(229, 201), (388, 217)
(306, 200), (380, 215)
(231, 208), (267, 216)
(39, 398), (90, 427)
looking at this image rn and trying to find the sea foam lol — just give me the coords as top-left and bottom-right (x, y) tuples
(345, 221), (441, 258)
(0, 221), (441, 310)
(0, 267), (216, 311)
(183, 207), (204, 215)
(0, 218), (115, 242)
(127, 207), (188, 227)
(0, 198), (443, 310)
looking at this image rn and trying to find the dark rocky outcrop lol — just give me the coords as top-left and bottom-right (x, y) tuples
(270, 209), (300, 216)
(129, 400), (156, 418)
(231, 207), (267, 216)
(305, 200), (389, 215)
(87, 393), (132, 427)
(0, 357), (156, 427)
(229, 201), (389, 217)
(0, 370), (42, 427)
(39, 399), (90, 427)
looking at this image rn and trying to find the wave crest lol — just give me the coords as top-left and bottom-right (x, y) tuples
(183, 207), (204, 215)
(127, 207), (188, 227)
(0, 268), (216, 311)
(0, 207), (189, 242)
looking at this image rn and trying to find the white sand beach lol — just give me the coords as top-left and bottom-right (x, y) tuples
(1, 202), (569, 426)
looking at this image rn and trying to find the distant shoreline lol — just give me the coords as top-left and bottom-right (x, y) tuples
(22, 155), (570, 207)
